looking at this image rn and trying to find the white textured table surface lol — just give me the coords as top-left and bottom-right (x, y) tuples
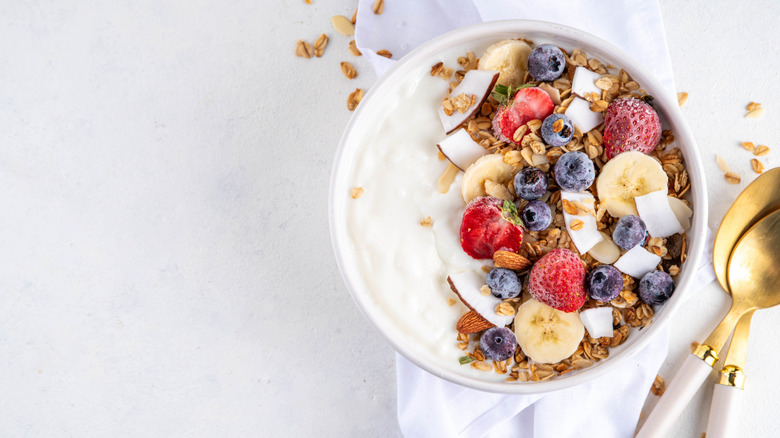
(2, 1), (779, 437)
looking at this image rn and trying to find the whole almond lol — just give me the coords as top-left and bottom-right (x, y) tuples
(456, 311), (494, 334)
(493, 250), (532, 271)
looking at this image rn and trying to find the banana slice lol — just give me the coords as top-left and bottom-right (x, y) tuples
(460, 154), (514, 203)
(513, 299), (585, 364)
(478, 39), (531, 87)
(596, 151), (668, 218)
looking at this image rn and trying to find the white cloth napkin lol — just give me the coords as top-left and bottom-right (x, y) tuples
(355, 1), (715, 436)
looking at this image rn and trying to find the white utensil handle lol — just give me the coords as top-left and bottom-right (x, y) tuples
(636, 354), (713, 438)
(706, 384), (743, 438)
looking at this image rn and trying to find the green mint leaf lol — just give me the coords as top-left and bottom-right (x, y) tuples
(459, 356), (476, 365)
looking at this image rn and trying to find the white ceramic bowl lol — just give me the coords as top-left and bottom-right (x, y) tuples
(329, 20), (707, 394)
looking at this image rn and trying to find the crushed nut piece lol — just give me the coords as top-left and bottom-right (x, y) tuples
(430, 62), (444, 77)
(351, 9), (357, 24)
(295, 40), (313, 58)
(437, 163), (458, 193)
(480, 285), (491, 296)
(420, 216), (433, 227)
(351, 187), (364, 199)
(341, 61), (357, 79)
(552, 118), (564, 133)
(677, 92), (688, 107)
(724, 171), (741, 184)
(745, 106), (765, 119)
(751, 158), (765, 174)
(651, 375), (666, 396)
(447, 298), (456, 306)
(372, 0), (384, 14)
(377, 49), (392, 58)
(755, 145), (770, 156)
(347, 88), (364, 111)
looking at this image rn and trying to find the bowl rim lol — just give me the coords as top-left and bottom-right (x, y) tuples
(329, 19), (708, 394)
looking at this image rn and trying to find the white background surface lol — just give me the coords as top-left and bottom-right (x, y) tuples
(1, 1), (779, 437)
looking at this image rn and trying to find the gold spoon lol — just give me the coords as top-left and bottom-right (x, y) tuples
(637, 169), (780, 438)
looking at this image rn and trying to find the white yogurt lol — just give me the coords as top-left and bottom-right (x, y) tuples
(345, 52), (506, 378)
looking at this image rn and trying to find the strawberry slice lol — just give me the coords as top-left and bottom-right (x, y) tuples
(492, 86), (554, 143)
(460, 197), (524, 260)
(603, 98), (662, 160)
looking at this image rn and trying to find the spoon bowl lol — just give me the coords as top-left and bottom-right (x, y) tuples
(713, 167), (780, 292)
(727, 208), (780, 310)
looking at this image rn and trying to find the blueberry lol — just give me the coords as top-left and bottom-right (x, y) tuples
(541, 114), (574, 147)
(638, 270), (675, 305)
(479, 327), (517, 361)
(553, 151), (595, 192)
(521, 200), (552, 231)
(528, 44), (567, 82)
(612, 215), (648, 250)
(513, 167), (548, 200)
(486, 268), (522, 299)
(586, 265), (622, 302)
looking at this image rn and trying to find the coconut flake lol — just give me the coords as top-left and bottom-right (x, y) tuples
(571, 67), (602, 98)
(438, 70), (500, 134)
(437, 129), (488, 171)
(448, 272), (514, 327)
(580, 307), (614, 338)
(635, 190), (685, 238)
(565, 97), (603, 133)
(667, 196), (693, 231)
(561, 191), (603, 254)
(588, 232), (621, 264)
(613, 246), (662, 278)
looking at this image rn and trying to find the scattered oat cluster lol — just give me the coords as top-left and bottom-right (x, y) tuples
(711, 111), (771, 184)
(297, 1), (391, 111)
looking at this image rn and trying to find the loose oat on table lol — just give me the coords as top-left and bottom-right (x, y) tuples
(724, 171), (741, 184)
(754, 144), (770, 156)
(751, 158), (765, 174)
(347, 88), (363, 111)
(741, 141), (756, 152)
(295, 40), (313, 58)
(313, 33), (328, 57)
(340, 61), (357, 79)
(677, 92), (688, 107)
(351, 10), (357, 24)
(348, 40), (362, 56)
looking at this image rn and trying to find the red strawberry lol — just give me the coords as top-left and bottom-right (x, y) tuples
(527, 248), (587, 312)
(460, 197), (524, 260)
(603, 98), (662, 160)
(492, 87), (554, 143)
